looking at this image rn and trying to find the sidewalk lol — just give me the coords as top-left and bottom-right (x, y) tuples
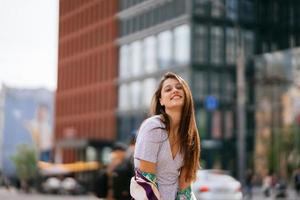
(249, 186), (299, 200)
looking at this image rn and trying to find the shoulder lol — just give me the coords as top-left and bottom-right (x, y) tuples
(137, 115), (167, 142)
(140, 115), (165, 130)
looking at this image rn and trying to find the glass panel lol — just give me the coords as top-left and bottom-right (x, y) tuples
(174, 24), (190, 65)
(211, 0), (224, 18)
(142, 78), (157, 107)
(119, 45), (129, 78)
(194, 0), (209, 16)
(224, 73), (234, 102)
(212, 110), (221, 139)
(243, 30), (255, 59)
(226, 0), (238, 20)
(224, 111), (233, 139)
(194, 25), (208, 63)
(130, 81), (142, 109)
(158, 30), (173, 69)
(144, 36), (157, 73)
(226, 28), (237, 65)
(118, 84), (130, 110)
(193, 71), (206, 100)
(210, 72), (220, 99)
(196, 109), (206, 138)
(131, 41), (142, 76)
(210, 26), (223, 65)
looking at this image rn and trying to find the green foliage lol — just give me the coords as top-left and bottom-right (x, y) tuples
(11, 144), (38, 182)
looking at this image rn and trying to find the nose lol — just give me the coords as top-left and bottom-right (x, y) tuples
(172, 87), (179, 93)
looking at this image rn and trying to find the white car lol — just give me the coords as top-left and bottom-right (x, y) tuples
(192, 170), (243, 200)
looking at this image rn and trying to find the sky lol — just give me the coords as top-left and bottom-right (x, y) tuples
(0, 0), (59, 91)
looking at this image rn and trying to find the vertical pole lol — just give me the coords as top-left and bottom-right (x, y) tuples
(237, 29), (246, 185)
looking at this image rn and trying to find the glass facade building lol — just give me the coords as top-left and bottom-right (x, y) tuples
(117, 0), (256, 174)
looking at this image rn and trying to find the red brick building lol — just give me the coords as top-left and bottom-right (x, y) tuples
(55, 0), (118, 163)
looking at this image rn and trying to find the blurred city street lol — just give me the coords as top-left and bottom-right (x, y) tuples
(0, 186), (299, 200)
(0, 187), (98, 200)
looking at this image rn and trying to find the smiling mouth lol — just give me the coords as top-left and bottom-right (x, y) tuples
(171, 95), (181, 100)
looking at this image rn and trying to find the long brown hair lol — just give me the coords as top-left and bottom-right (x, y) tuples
(150, 72), (200, 182)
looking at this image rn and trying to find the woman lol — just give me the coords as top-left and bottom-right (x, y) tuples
(132, 72), (200, 199)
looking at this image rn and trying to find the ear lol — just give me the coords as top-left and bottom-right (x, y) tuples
(159, 98), (164, 106)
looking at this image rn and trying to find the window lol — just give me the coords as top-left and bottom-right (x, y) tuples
(241, 0), (254, 22)
(212, 111), (221, 139)
(224, 111), (233, 139)
(194, 0), (209, 16)
(196, 109), (207, 138)
(118, 84), (130, 110)
(193, 71), (207, 100)
(131, 41), (142, 76)
(144, 36), (157, 73)
(194, 25), (208, 63)
(174, 24), (190, 66)
(142, 78), (157, 107)
(243, 30), (255, 59)
(158, 31), (173, 69)
(130, 81), (142, 109)
(119, 45), (129, 78)
(210, 72), (220, 99)
(211, 0), (224, 18)
(226, 0), (238, 20)
(210, 26), (223, 65)
(223, 73), (234, 102)
(226, 28), (237, 65)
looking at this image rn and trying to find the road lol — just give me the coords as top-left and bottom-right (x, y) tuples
(0, 187), (299, 200)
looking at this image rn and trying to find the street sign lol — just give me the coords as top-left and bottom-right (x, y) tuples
(205, 96), (218, 110)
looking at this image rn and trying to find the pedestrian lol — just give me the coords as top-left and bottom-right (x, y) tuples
(111, 135), (136, 200)
(131, 72), (200, 200)
(244, 168), (254, 199)
(294, 168), (300, 196)
(94, 143), (127, 199)
(262, 173), (272, 197)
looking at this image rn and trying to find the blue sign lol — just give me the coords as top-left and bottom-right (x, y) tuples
(205, 96), (218, 110)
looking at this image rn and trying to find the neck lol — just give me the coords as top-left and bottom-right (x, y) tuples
(166, 108), (181, 135)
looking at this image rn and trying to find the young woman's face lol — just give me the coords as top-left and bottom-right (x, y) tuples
(159, 78), (185, 110)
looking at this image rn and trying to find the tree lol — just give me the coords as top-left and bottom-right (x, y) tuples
(11, 144), (38, 192)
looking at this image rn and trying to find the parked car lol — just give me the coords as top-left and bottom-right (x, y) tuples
(42, 177), (61, 194)
(192, 170), (243, 200)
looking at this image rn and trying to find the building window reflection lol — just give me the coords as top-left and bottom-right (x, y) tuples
(119, 45), (129, 78)
(118, 84), (130, 110)
(194, 0), (209, 16)
(174, 24), (190, 66)
(211, 26), (223, 65)
(243, 30), (255, 59)
(144, 36), (157, 73)
(211, 0), (224, 18)
(196, 109), (207, 138)
(226, 28), (237, 65)
(194, 25), (208, 64)
(158, 30), (173, 69)
(224, 111), (233, 139)
(142, 78), (157, 107)
(223, 73), (234, 102)
(194, 71), (207, 100)
(212, 110), (221, 139)
(210, 72), (220, 99)
(131, 41), (142, 76)
(226, 0), (238, 21)
(130, 81), (142, 109)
